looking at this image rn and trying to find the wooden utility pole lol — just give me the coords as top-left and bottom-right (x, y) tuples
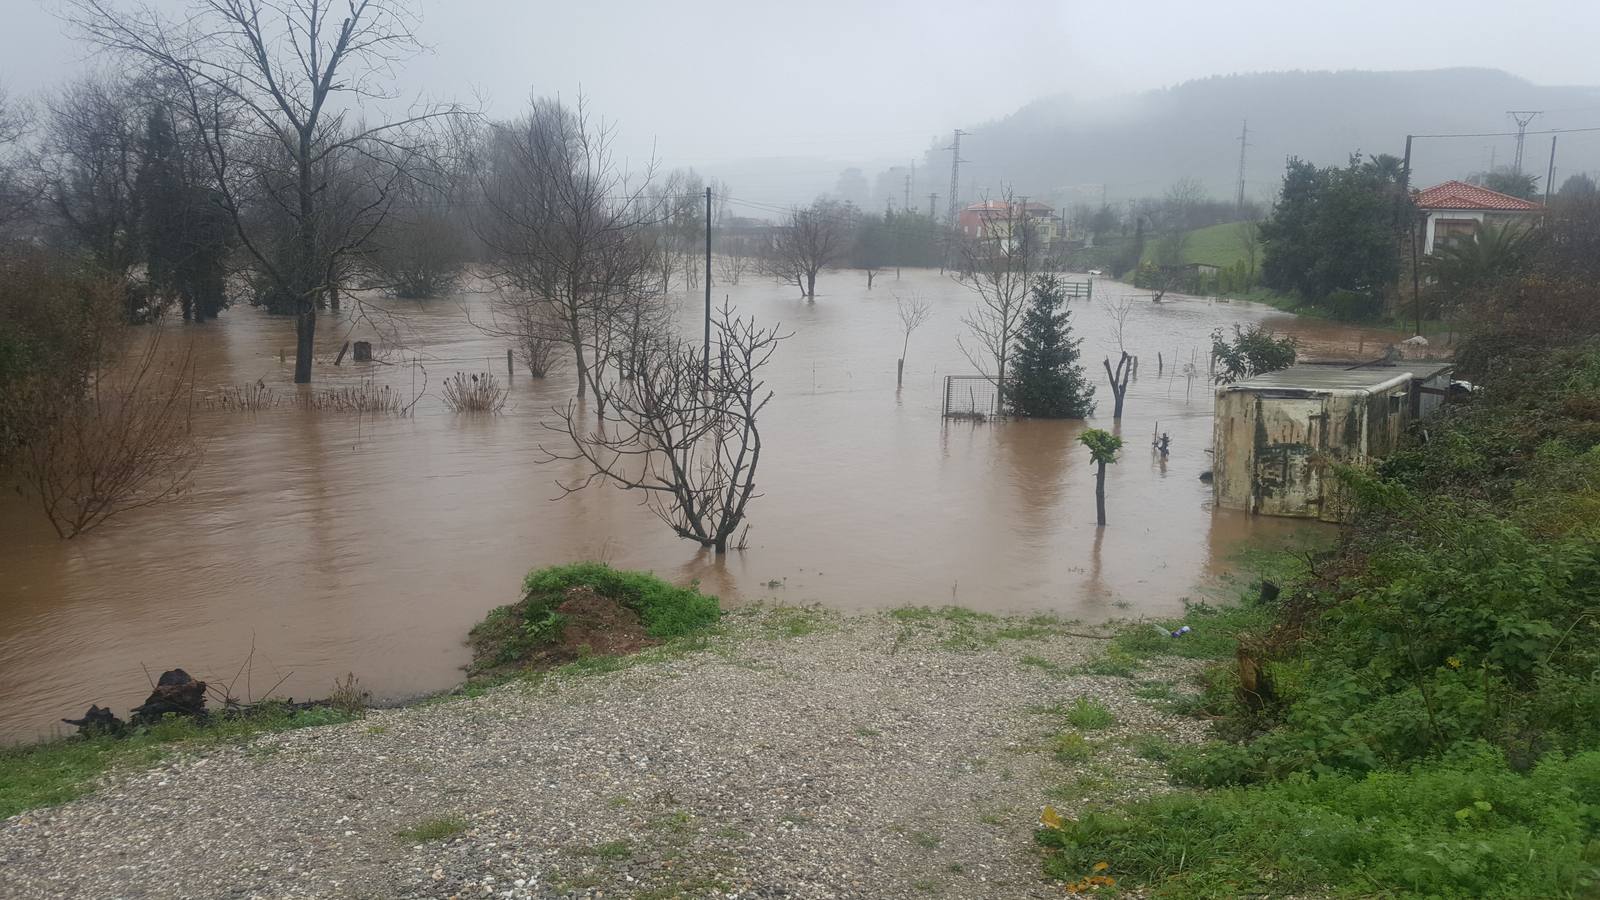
(1545, 135), (1558, 207)
(1404, 134), (1422, 337)
(704, 186), (712, 383)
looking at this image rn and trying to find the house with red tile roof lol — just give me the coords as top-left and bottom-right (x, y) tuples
(1413, 180), (1543, 254)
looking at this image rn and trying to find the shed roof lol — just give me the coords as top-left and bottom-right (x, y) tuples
(1221, 363), (1453, 395)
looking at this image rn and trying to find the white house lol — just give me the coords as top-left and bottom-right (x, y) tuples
(1414, 180), (1543, 254)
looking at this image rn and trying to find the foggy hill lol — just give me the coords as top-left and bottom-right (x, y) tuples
(934, 68), (1600, 211)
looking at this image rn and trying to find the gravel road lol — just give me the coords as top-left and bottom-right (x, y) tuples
(1, 608), (1204, 899)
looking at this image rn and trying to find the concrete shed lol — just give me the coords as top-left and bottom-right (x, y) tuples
(1212, 362), (1454, 521)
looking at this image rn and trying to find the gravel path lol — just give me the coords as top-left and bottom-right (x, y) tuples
(1, 609), (1205, 899)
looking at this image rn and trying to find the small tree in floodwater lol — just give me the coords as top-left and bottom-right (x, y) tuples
(1079, 428), (1122, 526)
(1007, 275), (1094, 418)
(1211, 325), (1297, 384)
(895, 294), (931, 388)
(544, 301), (787, 554)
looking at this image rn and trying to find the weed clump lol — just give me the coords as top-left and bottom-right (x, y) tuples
(468, 562), (720, 676)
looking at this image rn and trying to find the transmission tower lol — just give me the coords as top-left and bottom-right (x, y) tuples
(944, 129), (967, 225)
(1508, 110), (1542, 174)
(1235, 119), (1250, 208)
(927, 192), (939, 218)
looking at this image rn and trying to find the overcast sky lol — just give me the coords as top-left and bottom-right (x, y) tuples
(6, 0), (1598, 168)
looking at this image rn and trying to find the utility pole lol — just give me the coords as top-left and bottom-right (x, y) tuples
(944, 129), (967, 225)
(1403, 135), (1421, 337)
(903, 171), (912, 214)
(1545, 135), (1558, 206)
(927, 192), (938, 219)
(704, 186), (711, 384)
(1508, 110), (1542, 174)
(1235, 119), (1250, 209)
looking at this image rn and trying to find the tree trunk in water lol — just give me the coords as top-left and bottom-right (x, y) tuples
(805, 271), (816, 298)
(294, 305), (315, 383)
(1113, 389), (1125, 419)
(1095, 463), (1107, 525)
(897, 358), (904, 388)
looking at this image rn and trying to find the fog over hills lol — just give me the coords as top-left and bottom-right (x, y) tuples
(707, 69), (1600, 216)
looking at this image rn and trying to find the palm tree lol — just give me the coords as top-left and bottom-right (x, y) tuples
(1426, 221), (1539, 299)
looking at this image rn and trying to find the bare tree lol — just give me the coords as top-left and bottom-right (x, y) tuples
(895, 293), (931, 388)
(1106, 295), (1136, 355)
(1103, 351), (1133, 419)
(544, 301), (786, 554)
(956, 192), (1037, 409)
(768, 198), (850, 299)
(69, 0), (461, 383)
(39, 76), (147, 286)
(7, 322), (202, 538)
(473, 283), (565, 377)
(476, 96), (664, 411)
(0, 82), (36, 230)
(716, 237), (753, 285)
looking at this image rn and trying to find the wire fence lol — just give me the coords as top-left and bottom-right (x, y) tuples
(942, 375), (1000, 420)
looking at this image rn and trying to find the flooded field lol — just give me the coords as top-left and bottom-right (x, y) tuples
(0, 269), (1404, 742)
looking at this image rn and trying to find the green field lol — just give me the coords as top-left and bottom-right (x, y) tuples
(1139, 221), (1256, 269)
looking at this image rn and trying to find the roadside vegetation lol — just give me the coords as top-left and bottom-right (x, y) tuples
(0, 702), (353, 820)
(468, 563), (722, 677)
(1037, 197), (1600, 897)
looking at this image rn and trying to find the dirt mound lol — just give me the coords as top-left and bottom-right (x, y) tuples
(549, 586), (656, 659)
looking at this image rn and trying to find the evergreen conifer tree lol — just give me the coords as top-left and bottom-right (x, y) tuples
(1007, 274), (1094, 417)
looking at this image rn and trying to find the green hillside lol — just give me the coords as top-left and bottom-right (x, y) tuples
(1139, 222), (1257, 269)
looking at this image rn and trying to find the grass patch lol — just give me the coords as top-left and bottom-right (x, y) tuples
(0, 704), (353, 819)
(469, 562), (721, 676)
(1053, 733), (1095, 764)
(1039, 748), (1600, 898)
(1063, 698), (1115, 730)
(1067, 648), (1140, 678)
(908, 830), (942, 849)
(1018, 655), (1067, 676)
(759, 605), (831, 639)
(396, 815), (468, 842)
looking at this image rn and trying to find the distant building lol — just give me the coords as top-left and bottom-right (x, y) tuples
(1413, 181), (1543, 254)
(957, 200), (1062, 249)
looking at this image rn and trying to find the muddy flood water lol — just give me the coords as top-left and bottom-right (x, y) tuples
(0, 269), (1405, 742)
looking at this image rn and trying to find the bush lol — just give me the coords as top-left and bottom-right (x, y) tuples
(1042, 342), (1600, 896)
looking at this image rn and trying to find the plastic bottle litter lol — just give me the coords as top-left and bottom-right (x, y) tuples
(1169, 625), (1192, 638)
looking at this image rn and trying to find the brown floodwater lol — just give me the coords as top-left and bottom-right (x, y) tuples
(0, 270), (1403, 743)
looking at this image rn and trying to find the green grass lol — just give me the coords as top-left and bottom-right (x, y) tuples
(0, 704), (353, 819)
(395, 815), (468, 842)
(759, 605), (831, 639)
(1140, 222), (1255, 270)
(1053, 733), (1095, 763)
(469, 562), (722, 675)
(1063, 698), (1116, 730)
(1038, 748), (1600, 898)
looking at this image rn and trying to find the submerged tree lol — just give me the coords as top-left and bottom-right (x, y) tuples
(957, 191), (1037, 410)
(1211, 325), (1297, 384)
(1079, 428), (1122, 527)
(476, 96), (665, 409)
(768, 198), (850, 299)
(137, 106), (231, 321)
(895, 293), (931, 389)
(1007, 275), (1094, 418)
(545, 301), (787, 554)
(70, 0), (460, 382)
